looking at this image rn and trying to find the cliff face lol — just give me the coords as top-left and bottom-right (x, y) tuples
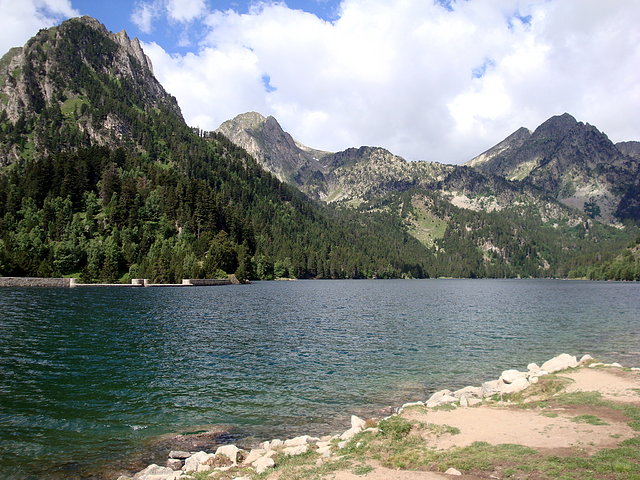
(0, 16), (183, 164)
(216, 112), (331, 189)
(467, 114), (640, 223)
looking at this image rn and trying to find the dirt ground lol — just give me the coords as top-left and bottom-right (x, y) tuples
(310, 366), (640, 480)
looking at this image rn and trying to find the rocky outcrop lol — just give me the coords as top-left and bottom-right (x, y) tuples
(216, 112), (331, 187)
(0, 16), (183, 165)
(466, 113), (640, 223)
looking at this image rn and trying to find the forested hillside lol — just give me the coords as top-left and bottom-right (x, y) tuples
(0, 137), (440, 281)
(0, 17), (437, 282)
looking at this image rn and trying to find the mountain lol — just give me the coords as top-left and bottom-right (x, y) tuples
(216, 113), (638, 278)
(616, 141), (640, 160)
(466, 113), (640, 223)
(0, 16), (184, 166)
(0, 17), (437, 281)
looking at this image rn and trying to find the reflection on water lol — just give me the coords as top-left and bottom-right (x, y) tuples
(0, 279), (639, 478)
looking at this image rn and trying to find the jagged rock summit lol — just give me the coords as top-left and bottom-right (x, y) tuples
(216, 112), (331, 187)
(0, 16), (183, 164)
(466, 113), (640, 223)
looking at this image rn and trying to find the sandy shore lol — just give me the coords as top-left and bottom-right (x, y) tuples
(119, 355), (640, 480)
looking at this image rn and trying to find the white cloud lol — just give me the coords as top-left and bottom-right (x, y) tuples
(130, 0), (206, 33)
(0, 0), (78, 54)
(144, 0), (640, 164)
(130, 1), (161, 34)
(166, 0), (206, 23)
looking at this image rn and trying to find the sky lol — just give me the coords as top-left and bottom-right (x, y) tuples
(1, 0), (639, 164)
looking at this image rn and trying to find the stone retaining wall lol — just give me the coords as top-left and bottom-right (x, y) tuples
(182, 278), (232, 286)
(0, 277), (72, 288)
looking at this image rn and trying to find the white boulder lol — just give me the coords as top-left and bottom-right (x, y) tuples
(252, 456), (275, 474)
(242, 448), (266, 465)
(499, 377), (530, 394)
(481, 380), (502, 397)
(351, 415), (367, 430)
(453, 386), (483, 399)
(445, 467), (462, 476)
(340, 426), (361, 441)
(284, 435), (311, 447)
(500, 369), (527, 384)
(426, 389), (452, 407)
(282, 444), (309, 456)
(579, 354), (594, 364)
(270, 439), (283, 449)
(134, 464), (180, 480)
(541, 354), (578, 373)
(182, 452), (214, 473)
(215, 444), (240, 465)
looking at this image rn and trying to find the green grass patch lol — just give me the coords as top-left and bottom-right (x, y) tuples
(431, 402), (457, 412)
(378, 416), (413, 440)
(255, 453), (351, 480)
(423, 423), (461, 436)
(407, 206), (447, 247)
(61, 96), (89, 118)
(571, 414), (609, 426)
(352, 464), (373, 475)
(540, 411), (559, 418)
(508, 374), (575, 406)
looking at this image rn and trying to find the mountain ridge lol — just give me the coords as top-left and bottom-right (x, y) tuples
(0, 17), (439, 281)
(214, 110), (638, 278)
(466, 113), (640, 223)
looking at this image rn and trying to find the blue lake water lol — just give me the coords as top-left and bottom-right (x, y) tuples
(1, 279), (639, 479)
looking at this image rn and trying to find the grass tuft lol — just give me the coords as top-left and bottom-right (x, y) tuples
(378, 416), (413, 440)
(571, 414), (608, 425)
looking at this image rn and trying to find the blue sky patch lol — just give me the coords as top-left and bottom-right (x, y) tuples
(508, 12), (533, 30)
(262, 74), (277, 93)
(472, 58), (495, 79)
(434, 0), (455, 12)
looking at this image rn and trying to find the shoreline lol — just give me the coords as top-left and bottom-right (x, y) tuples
(116, 353), (640, 480)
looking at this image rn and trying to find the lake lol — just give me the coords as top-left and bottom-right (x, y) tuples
(1, 279), (639, 479)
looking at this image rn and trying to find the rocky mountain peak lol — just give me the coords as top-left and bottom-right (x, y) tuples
(464, 112), (639, 223)
(532, 112), (578, 138)
(0, 16), (183, 164)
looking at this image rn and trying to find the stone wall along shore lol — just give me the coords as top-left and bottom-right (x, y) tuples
(0, 277), (73, 287)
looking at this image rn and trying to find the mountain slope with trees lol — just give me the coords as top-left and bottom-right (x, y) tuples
(0, 17), (438, 282)
(216, 112), (639, 279)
